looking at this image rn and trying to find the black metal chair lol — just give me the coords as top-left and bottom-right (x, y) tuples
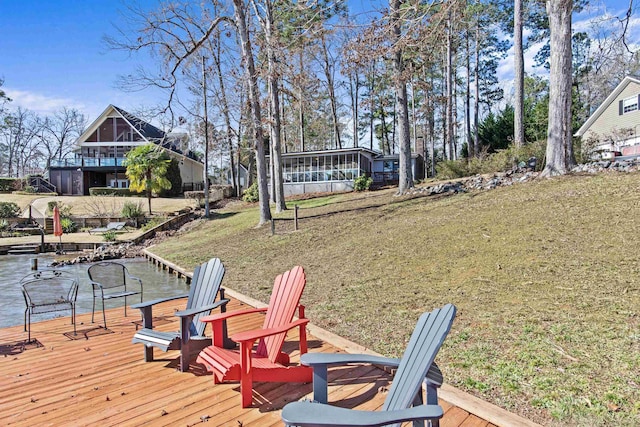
(87, 261), (143, 328)
(21, 270), (79, 342)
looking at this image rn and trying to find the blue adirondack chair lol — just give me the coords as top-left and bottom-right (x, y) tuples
(131, 258), (230, 372)
(281, 303), (456, 427)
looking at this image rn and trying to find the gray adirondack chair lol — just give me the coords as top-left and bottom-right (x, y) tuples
(281, 303), (457, 427)
(131, 258), (229, 372)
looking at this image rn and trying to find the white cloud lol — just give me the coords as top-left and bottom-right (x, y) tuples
(4, 88), (99, 117)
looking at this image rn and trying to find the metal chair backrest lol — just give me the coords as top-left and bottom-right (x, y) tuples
(88, 262), (129, 291)
(21, 270), (79, 312)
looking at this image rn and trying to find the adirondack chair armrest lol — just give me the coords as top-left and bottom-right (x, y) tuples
(131, 293), (190, 310)
(281, 401), (443, 427)
(231, 318), (309, 344)
(200, 306), (268, 324)
(174, 299), (230, 318)
(301, 353), (401, 369)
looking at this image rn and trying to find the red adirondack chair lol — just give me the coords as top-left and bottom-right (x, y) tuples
(196, 266), (312, 407)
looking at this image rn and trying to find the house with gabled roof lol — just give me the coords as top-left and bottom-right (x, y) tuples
(48, 105), (204, 195)
(576, 76), (640, 158)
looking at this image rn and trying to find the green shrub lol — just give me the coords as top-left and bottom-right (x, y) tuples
(47, 201), (73, 217)
(141, 216), (165, 231)
(60, 217), (78, 233)
(242, 182), (259, 202)
(0, 219), (8, 231)
(0, 202), (20, 218)
(436, 141), (546, 180)
(122, 201), (144, 219)
(89, 187), (132, 196)
(159, 158), (182, 197)
(353, 175), (373, 192)
(102, 230), (117, 242)
(0, 178), (17, 192)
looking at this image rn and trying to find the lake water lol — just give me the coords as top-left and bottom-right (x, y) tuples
(0, 254), (191, 328)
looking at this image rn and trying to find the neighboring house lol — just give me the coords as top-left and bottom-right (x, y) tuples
(48, 105), (204, 195)
(265, 147), (424, 196)
(576, 76), (640, 158)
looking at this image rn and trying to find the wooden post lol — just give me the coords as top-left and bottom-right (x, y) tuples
(30, 258), (38, 270)
(294, 205), (299, 231)
(271, 219), (275, 236)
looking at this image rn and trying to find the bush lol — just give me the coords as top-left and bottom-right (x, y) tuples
(436, 141), (546, 180)
(0, 202), (20, 218)
(102, 230), (117, 242)
(0, 219), (8, 231)
(60, 217), (78, 233)
(0, 178), (18, 192)
(159, 158), (182, 197)
(122, 201), (144, 219)
(242, 182), (259, 202)
(353, 175), (373, 192)
(141, 216), (165, 231)
(89, 187), (132, 196)
(47, 201), (73, 217)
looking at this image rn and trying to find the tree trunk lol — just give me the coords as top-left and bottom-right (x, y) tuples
(298, 50), (306, 152)
(349, 71), (360, 148)
(391, 0), (413, 194)
(466, 25), (473, 158)
(233, 0), (271, 224)
(264, 1), (286, 212)
(514, 0), (525, 147)
(474, 22), (480, 156)
(541, 0), (572, 177)
(446, 12), (454, 160)
(213, 37), (238, 197)
(321, 34), (342, 149)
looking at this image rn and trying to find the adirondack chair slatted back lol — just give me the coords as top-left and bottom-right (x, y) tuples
(256, 266), (306, 362)
(186, 258), (225, 337)
(382, 303), (457, 413)
(88, 262), (128, 290)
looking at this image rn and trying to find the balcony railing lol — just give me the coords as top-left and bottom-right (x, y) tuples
(50, 157), (127, 168)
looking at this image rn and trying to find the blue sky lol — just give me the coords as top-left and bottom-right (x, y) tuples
(1, 0), (637, 124)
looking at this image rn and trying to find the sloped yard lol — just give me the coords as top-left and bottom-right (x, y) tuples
(148, 173), (640, 426)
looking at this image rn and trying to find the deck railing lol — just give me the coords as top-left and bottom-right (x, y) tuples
(50, 157), (126, 168)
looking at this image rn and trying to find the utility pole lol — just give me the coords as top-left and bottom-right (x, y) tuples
(203, 55), (210, 218)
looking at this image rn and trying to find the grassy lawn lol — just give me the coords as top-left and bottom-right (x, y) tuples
(149, 173), (640, 426)
(0, 194), (194, 217)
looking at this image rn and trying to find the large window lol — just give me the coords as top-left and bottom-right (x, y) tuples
(279, 152), (367, 183)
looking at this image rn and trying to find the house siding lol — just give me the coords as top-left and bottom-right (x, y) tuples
(582, 81), (640, 142)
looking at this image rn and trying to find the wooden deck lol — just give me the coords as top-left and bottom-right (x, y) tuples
(0, 296), (498, 427)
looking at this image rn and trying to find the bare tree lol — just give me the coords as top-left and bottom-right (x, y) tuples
(1, 108), (42, 177)
(41, 107), (86, 168)
(106, 1), (273, 225)
(232, 0), (271, 224)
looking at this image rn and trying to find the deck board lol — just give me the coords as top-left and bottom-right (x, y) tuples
(0, 297), (497, 427)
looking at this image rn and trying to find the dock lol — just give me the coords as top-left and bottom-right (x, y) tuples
(0, 293), (537, 427)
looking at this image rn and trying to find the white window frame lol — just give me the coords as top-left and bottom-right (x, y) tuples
(623, 95), (638, 114)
